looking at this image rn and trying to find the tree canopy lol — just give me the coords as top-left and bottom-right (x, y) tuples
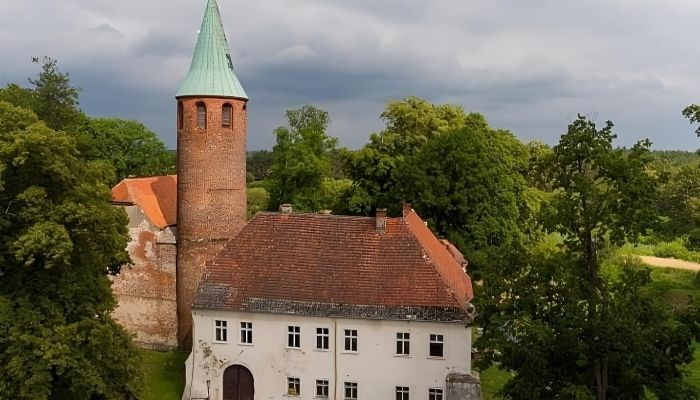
(0, 101), (142, 399)
(683, 104), (700, 137)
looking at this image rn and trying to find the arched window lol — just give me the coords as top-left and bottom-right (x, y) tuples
(177, 102), (184, 130)
(222, 104), (232, 128)
(196, 102), (207, 128)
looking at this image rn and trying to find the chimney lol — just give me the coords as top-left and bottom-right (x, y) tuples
(402, 203), (412, 217)
(279, 204), (293, 214)
(375, 208), (387, 233)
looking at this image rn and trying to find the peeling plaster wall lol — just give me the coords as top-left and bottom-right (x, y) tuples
(111, 205), (178, 349)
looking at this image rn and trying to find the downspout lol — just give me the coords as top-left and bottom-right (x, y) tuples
(334, 318), (338, 400)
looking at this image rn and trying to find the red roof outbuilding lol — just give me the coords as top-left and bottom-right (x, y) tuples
(112, 176), (177, 229)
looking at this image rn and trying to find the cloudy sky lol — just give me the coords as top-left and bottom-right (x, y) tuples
(1, 0), (699, 150)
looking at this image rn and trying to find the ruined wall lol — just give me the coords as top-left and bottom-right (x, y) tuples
(112, 205), (178, 350)
(176, 97), (248, 349)
(446, 372), (482, 400)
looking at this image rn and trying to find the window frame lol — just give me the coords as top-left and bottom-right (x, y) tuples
(214, 319), (227, 343)
(343, 329), (358, 353)
(240, 321), (253, 345)
(288, 325), (301, 349)
(429, 334), (444, 358)
(396, 332), (410, 356)
(316, 327), (330, 350)
(196, 102), (207, 129)
(395, 386), (410, 400)
(315, 379), (329, 398)
(343, 382), (358, 400)
(428, 388), (444, 400)
(287, 377), (300, 397)
(222, 103), (233, 128)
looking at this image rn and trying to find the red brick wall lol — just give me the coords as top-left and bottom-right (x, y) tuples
(176, 96), (248, 349)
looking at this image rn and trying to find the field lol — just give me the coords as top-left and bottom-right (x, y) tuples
(140, 349), (188, 400)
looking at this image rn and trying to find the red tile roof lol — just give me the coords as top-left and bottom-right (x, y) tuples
(194, 207), (474, 322)
(111, 176), (177, 229)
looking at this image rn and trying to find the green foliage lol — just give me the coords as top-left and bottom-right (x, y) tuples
(0, 83), (36, 112)
(28, 56), (86, 131)
(140, 350), (188, 400)
(657, 165), (700, 237)
(268, 105), (339, 212)
(77, 118), (175, 184)
(0, 102), (142, 399)
(247, 150), (273, 181)
(246, 187), (269, 219)
(683, 104), (700, 137)
(344, 96), (468, 215)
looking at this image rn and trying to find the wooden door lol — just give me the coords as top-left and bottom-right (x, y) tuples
(223, 365), (254, 400)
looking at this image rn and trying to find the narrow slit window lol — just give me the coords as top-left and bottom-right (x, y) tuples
(177, 102), (184, 129)
(222, 104), (232, 128)
(196, 102), (206, 128)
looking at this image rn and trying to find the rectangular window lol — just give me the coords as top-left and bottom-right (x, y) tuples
(429, 388), (444, 400)
(429, 334), (444, 357)
(315, 379), (329, 397)
(344, 329), (357, 352)
(344, 382), (358, 400)
(240, 321), (252, 344)
(396, 386), (409, 400)
(316, 327), (329, 350)
(214, 320), (227, 342)
(287, 377), (300, 396)
(288, 325), (301, 348)
(396, 332), (410, 355)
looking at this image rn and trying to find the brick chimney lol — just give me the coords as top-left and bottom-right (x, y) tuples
(376, 208), (387, 233)
(280, 204), (293, 214)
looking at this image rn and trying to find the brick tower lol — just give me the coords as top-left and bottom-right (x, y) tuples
(175, 0), (248, 349)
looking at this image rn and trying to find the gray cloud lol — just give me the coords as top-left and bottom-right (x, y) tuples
(0, 0), (699, 151)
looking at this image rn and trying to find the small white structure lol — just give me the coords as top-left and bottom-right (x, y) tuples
(183, 205), (478, 400)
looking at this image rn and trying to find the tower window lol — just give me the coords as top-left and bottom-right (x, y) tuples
(222, 104), (232, 128)
(177, 102), (184, 130)
(196, 102), (207, 128)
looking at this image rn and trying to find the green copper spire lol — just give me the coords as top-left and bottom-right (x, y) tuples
(176, 0), (248, 99)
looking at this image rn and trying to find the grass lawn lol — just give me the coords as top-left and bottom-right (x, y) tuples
(140, 349), (188, 400)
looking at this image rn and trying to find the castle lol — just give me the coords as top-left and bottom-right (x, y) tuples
(110, 1), (480, 398)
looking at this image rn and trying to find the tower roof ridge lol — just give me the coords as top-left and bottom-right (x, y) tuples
(176, 0), (248, 99)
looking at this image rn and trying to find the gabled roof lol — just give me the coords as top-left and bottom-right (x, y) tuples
(176, 0), (248, 99)
(112, 176), (177, 229)
(194, 206), (474, 322)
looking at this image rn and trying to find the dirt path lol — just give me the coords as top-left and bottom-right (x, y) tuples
(638, 256), (700, 271)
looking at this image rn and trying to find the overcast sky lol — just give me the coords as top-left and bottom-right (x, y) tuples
(1, 0), (699, 150)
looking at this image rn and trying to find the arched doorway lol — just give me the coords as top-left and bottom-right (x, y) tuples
(223, 365), (254, 400)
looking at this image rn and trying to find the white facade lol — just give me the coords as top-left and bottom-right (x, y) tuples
(183, 309), (472, 400)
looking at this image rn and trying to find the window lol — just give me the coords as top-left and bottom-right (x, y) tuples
(222, 103), (232, 128)
(428, 388), (443, 400)
(214, 320), (227, 342)
(396, 386), (409, 400)
(344, 329), (357, 352)
(287, 377), (300, 396)
(396, 332), (410, 355)
(429, 334), (444, 357)
(316, 328), (329, 350)
(344, 382), (357, 400)
(240, 321), (252, 344)
(177, 102), (183, 129)
(196, 102), (206, 128)
(315, 380), (329, 397)
(288, 325), (301, 348)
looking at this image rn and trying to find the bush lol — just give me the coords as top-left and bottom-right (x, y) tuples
(653, 238), (691, 260)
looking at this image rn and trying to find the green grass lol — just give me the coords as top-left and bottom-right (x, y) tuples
(140, 349), (188, 400)
(480, 365), (512, 400)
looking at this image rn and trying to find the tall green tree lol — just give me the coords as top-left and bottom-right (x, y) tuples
(28, 56), (86, 131)
(268, 105), (338, 212)
(683, 104), (700, 137)
(344, 96), (467, 214)
(0, 101), (142, 399)
(476, 115), (695, 400)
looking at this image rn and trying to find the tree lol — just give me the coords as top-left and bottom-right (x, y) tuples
(0, 101), (142, 399)
(80, 118), (175, 184)
(476, 115), (695, 400)
(28, 56), (86, 131)
(267, 105), (338, 212)
(344, 96), (468, 215)
(683, 104), (700, 137)
(657, 165), (700, 236)
(247, 150), (274, 182)
(395, 113), (535, 275)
